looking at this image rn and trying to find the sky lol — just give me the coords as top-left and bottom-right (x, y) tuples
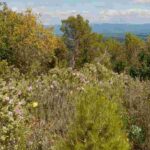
(4, 0), (150, 25)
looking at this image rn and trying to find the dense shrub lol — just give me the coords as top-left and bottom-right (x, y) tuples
(0, 4), (66, 73)
(123, 78), (150, 149)
(0, 60), (21, 80)
(57, 86), (130, 150)
(5, 63), (128, 149)
(0, 78), (29, 149)
(2, 60), (150, 150)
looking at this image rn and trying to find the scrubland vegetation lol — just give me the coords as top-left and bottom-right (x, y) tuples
(1, 2), (150, 150)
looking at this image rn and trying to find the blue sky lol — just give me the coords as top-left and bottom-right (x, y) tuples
(4, 0), (150, 25)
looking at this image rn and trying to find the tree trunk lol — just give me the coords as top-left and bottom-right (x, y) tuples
(70, 40), (79, 69)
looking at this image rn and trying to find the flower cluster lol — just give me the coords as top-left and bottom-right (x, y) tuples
(0, 78), (29, 149)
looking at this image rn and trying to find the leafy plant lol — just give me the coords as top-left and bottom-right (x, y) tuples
(57, 86), (130, 150)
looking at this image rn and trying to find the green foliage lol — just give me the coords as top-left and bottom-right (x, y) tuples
(129, 125), (145, 145)
(0, 60), (21, 80)
(61, 15), (107, 68)
(0, 4), (64, 73)
(106, 38), (126, 73)
(113, 61), (126, 73)
(1, 5), (150, 150)
(124, 33), (150, 79)
(61, 14), (91, 68)
(125, 33), (145, 64)
(107, 33), (150, 80)
(1, 59), (150, 150)
(0, 78), (29, 149)
(57, 86), (130, 150)
(123, 78), (150, 149)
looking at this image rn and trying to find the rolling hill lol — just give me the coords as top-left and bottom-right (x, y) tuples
(52, 24), (150, 40)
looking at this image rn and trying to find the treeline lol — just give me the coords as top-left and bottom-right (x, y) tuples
(61, 15), (150, 80)
(1, 3), (150, 150)
(0, 3), (150, 80)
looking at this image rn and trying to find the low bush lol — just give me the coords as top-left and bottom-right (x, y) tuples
(57, 86), (130, 150)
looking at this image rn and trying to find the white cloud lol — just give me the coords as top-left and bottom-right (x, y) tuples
(98, 9), (150, 23)
(8, 3), (150, 24)
(34, 8), (150, 24)
(133, 0), (150, 3)
(28, 6), (91, 25)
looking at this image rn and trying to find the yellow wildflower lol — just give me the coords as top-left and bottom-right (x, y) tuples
(32, 102), (38, 108)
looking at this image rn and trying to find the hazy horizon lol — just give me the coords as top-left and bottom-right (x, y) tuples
(50, 22), (150, 26)
(4, 0), (150, 25)
(52, 23), (150, 40)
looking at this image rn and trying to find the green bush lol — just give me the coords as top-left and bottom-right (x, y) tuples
(57, 86), (130, 150)
(0, 79), (29, 150)
(0, 60), (21, 80)
(2, 61), (150, 150)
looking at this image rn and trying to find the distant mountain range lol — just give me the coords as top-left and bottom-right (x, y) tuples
(91, 24), (150, 40)
(49, 24), (150, 40)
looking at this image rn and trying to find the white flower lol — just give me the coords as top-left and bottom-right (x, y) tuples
(18, 100), (26, 106)
(50, 85), (54, 89)
(5, 96), (10, 101)
(8, 99), (13, 104)
(18, 90), (22, 96)
(28, 86), (33, 91)
(8, 111), (13, 116)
